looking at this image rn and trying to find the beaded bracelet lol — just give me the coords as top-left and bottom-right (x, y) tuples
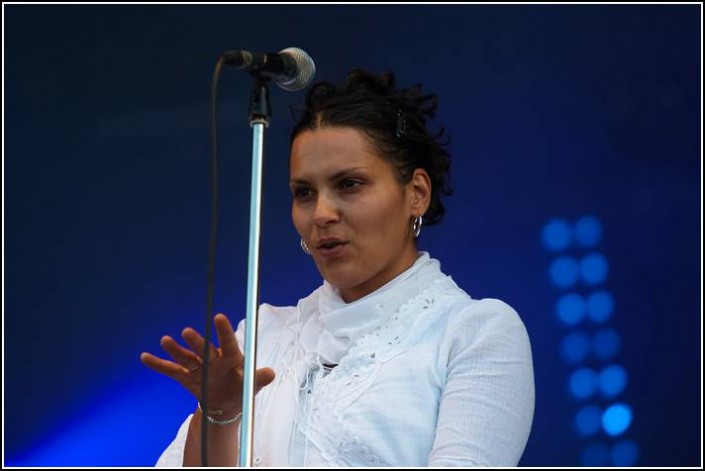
(197, 402), (242, 426)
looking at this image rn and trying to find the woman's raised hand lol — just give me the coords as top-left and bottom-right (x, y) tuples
(140, 313), (275, 418)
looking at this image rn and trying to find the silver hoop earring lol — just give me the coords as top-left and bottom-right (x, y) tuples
(412, 216), (423, 238)
(300, 237), (312, 255)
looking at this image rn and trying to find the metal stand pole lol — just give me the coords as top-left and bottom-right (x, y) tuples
(238, 78), (271, 467)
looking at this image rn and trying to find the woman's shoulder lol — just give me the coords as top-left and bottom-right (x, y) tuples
(251, 302), (297, 333)
(436, 277), (529, 345)
(259, 302), (298, 317)
(456, 296), (522, 324)
(234, 302), (298, 338)
(451, 298), (531, 361)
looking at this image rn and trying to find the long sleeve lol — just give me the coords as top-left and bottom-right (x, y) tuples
(429, 298), (535, 466)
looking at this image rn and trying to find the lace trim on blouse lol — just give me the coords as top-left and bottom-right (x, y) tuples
(281, 278), (452, 466)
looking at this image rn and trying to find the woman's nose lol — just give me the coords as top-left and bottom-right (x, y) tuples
(312, 193), (339, 226)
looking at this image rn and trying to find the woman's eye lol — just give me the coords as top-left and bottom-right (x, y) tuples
(340, 180), (362, 191)
(293, 188), (312, 200)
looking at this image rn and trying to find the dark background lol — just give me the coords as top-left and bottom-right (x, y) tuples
(4, 4), (701, 466)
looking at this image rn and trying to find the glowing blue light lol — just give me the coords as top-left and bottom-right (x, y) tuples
(575, 405), (603, 436)
(556, 293), (586, 325)
(560, 331), (591, 364)
(581, 442), (610, 466)
(542, 218), (572, 251)
(612, 440), (639, 466)
(593, 328), (621, 360)
(550, 256), (580, 288)
(599, 364), (628, 397)
(5, 373), (194, 466)
(575, 215), (603, 247)
(602, 403), (632, 436)
(580, 253), (609, 285)
(569, 368), (598, 400)
(587, 290), (614, 323)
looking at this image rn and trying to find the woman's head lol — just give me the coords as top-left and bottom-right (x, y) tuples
(290, 69), (452, 226)
(289, 70), (452, 302)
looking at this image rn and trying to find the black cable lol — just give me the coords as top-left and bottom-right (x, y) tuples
(201, 55), (226, 467)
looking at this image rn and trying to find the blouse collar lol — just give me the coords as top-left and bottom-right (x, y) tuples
(299, 252), (441, 364)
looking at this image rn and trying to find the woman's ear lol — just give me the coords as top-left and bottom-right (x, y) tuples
(409, 168), (432, 216)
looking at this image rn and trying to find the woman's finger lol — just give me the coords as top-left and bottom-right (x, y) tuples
(254, 367), (276, 393)
(159, 336), (203, 371)
(214, 313), (243, 360)
(181, 327), (218, 361)
(140, 351), (192, 377)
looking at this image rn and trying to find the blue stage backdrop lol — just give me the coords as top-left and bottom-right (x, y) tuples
(4, 4), (701, 467)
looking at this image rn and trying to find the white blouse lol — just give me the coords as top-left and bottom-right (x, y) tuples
(156, 253), (535, 467)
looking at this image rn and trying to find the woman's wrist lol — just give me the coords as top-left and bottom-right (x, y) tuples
(197, 402), (242, 426)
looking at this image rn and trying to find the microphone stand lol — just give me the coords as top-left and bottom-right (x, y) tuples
(238, 75), (271, 467)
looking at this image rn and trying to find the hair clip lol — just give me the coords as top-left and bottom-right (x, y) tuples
(396, 109), (407, 138)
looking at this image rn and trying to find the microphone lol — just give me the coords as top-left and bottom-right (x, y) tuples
(222, 47), (316, 91)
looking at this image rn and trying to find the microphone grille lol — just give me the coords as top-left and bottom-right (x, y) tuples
(277, 47), (316, 91)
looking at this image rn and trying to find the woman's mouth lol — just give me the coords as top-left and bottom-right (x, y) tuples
(316, 238), (348, 258)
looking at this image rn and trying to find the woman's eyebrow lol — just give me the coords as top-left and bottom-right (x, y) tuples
(290, 167), (368, 185)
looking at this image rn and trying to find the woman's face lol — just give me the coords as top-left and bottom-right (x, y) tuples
(290, 127), (429, 303)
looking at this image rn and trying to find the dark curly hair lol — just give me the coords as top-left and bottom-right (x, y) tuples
(290, 69), (453, 226)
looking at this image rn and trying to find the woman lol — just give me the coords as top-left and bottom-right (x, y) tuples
(141, 69), (535, 467)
